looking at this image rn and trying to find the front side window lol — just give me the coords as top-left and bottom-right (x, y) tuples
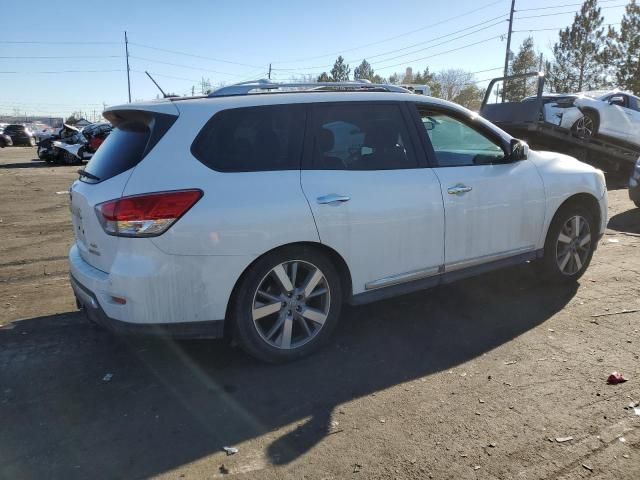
(417, 109), (505, 167)
(191, 105), (305, 172)
(308, 103), (418, 170)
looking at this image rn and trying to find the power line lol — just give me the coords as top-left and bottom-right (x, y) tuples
(271, 15), (508, 73)
(374, 35), (503, 71)
(271, 0), (507, 64)
(0, 69), (124, 74)
(128, 41), (262, 69)
(129, 55), (249, 77)
(0, 55), (120, 59)
(515, 3), (626, 20)
(0, 40), (119, 44)
(516, 0), (621, 12)
(512, 22), (620, 33)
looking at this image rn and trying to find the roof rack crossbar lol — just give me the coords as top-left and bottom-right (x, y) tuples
(208, 79), (411, 97)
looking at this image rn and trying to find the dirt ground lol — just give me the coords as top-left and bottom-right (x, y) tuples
(1, 146), (639, 480)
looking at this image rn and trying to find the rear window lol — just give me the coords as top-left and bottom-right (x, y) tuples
(4, 125), (25, 133)
(82, 111), (175, 183)
(191, 105), (306, 172)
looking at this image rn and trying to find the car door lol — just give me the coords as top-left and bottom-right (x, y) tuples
(411, 105), (546, 271)
(599, 94), (634, 142)
(300, 101), (445, 295)
(625, 95), (640, 146)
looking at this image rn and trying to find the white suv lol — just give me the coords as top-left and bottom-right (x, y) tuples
(69, 81), (608, 362)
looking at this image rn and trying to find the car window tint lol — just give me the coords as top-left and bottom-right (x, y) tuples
(628, 96), (640, 112)
(191, 105), (305, 172)
(308, 103), (417, 170)
(417, 109), (505, 167)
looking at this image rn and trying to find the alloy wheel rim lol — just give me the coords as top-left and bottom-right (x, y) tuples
(252, 260), (331, 350)
(576, 116), (594, 138)
(555, 215), (591, 275)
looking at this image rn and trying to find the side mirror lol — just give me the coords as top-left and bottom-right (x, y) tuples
(509, 139), (529, 162)
(609, 95), (625, 107)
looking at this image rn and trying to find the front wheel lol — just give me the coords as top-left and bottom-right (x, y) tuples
(539, 204), (596, 283)
(231, 246), (343, 363)
(28, 137), (36, 147)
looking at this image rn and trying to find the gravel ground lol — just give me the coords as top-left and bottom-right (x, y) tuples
(0, 147), (639, 480)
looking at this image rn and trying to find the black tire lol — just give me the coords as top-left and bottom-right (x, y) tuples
(28, 137), (36, 147)
(572, 111), (598, 140)
(61, 150), (79, 165)
(539, 203), (596, 283)
(230, 245), (343, 363)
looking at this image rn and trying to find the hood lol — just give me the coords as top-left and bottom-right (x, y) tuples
(529, 150), (598, 173)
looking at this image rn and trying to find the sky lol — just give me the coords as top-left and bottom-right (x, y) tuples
(0, 0), (629, 119)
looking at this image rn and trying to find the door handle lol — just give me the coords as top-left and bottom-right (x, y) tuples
(447, 184), (473, 195)
(317, 194), (351, 205)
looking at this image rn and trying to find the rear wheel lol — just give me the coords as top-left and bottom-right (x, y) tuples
(539, 204), (596, 283)
(28, 137), (35, 147)
(231, 246), (342, 363)
(572, 112), (598, 140)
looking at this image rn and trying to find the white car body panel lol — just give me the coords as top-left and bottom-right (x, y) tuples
(301, 169), (445, 294)
(573, 92), (640, 146)
(433, 160), (546, 267)
(68, 91), (608, 328)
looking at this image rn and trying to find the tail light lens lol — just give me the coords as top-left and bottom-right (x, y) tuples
(96, 190), (203, 237)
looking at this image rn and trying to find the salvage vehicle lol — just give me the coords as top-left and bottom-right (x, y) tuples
(38, 123), (111, 164)
(630, 157), (640, 208)
(3, 124), (35, 146)
(69, 80), (608, 362)
(482, 73), (640, 173)
(0, 129), (13, 148)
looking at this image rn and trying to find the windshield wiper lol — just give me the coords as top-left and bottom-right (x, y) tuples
(77, 169), (100, 181)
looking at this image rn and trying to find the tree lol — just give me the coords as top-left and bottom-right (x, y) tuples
(604, 0), (640, 94)
(354, 59), (375, 81)
(435, 69), (472, 101)
(549, 0), (607, 92)
(317, 72), (332, 82)
(388, 73), (400, 84)
(453, 84), (485, 111)
(330, 56), (351, 82)
(504, 37), (539, 102)
(414, 67), (440, 97)
(199, 77), (212, 95)
(65, 111), (83, 125)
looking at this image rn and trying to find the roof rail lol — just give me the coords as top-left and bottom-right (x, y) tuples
(208, 79), (411, 97)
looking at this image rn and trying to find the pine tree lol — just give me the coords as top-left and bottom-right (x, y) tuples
(606, 0), (640, 94)
(504, 37), (539, 102)
(330, 56), (351, 82)
(317, 72), (332, 82)
(354, 60), (375, 81)
(549, 0), (607, 92)
(388, 73), (400, 84)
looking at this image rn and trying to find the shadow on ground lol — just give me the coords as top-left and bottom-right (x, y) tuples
(608, 206), (640, 234)
(0, 264), (576, 479)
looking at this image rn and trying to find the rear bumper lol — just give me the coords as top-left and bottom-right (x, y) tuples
(69, 245), (225, 338)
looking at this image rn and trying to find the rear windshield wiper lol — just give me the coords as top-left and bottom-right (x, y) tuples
(77, 169), (100, 181)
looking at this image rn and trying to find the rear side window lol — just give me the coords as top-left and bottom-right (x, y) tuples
(191, 105), (306, 172)
(82, 111), (175, 183)
(308, 103), (418, 170)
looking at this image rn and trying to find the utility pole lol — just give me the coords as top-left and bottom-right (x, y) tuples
(268, 63), (272, 80)
(538, 52), (544, 72)
(124, 31), (132, 103)
(502, 0), (516, 102)
(191, 85), (195, 96)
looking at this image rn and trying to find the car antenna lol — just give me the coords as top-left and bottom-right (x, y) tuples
(145, 71), (168, 98)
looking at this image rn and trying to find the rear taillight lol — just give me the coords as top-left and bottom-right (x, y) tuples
(96, 190), (202, 237)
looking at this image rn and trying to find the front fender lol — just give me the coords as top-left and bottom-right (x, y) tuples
(528, 150), (607, 245)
